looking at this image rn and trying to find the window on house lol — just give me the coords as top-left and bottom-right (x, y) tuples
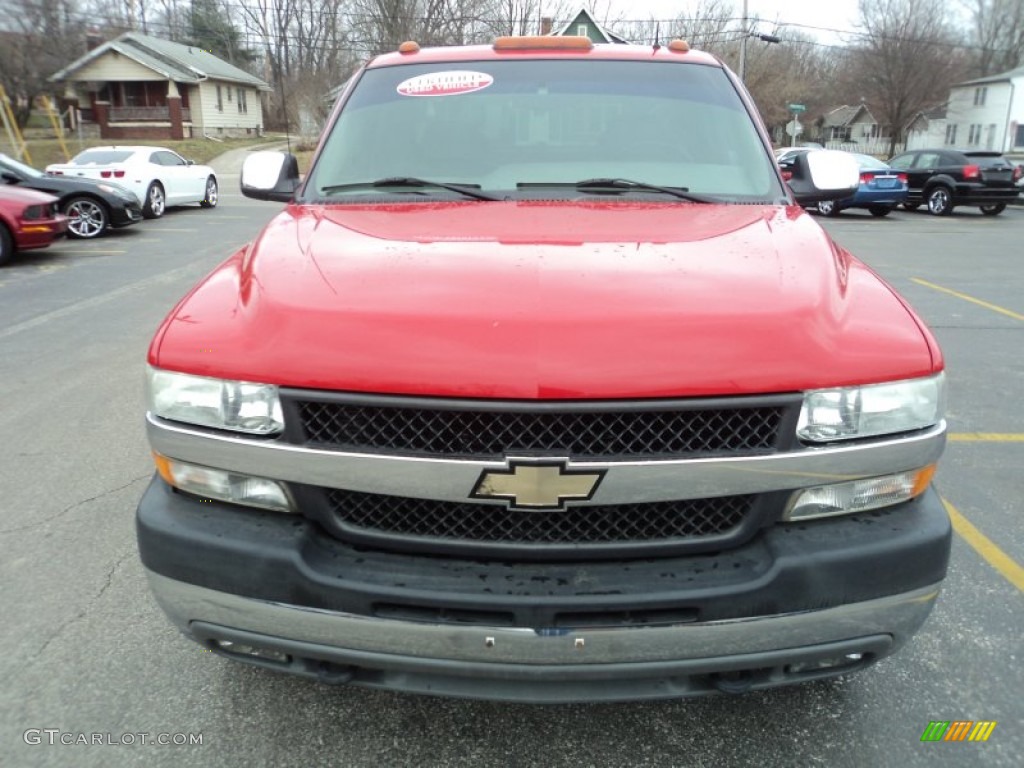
(238, 88), (247, 114)
(973, 86), (987, 106)
(227, 87), (232, 102)
(1015, 124), (1024, 148)
(216, 85), (223, 112)
(944, 123), (957, 145)
(577, 24), (588, 36)
(968, 123), (982, 145)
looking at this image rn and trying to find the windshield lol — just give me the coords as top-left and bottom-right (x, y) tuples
(306, 59), (782, 203)
(853, 154), (890, 170)
(0, 153), (43, 178)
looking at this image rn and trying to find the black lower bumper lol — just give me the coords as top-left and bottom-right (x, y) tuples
(137, 476), (951, 628)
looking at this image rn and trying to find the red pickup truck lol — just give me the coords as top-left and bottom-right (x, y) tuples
(137, 37), (950, 702)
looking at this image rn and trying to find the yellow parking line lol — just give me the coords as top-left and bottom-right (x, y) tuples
(912, 278), (1024, 322)
(949, 433), (1024, 443)
(943, 498), (1024, 592)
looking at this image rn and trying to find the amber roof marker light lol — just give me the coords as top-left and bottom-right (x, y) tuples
(493, 36), (593, 51)
(398, 41), (420, 54)
(668, 39), (691, 53)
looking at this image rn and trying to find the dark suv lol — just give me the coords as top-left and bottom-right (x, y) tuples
(888, 149), (1021, 216)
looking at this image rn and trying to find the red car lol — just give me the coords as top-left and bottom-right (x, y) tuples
(0, 185), (68, 265)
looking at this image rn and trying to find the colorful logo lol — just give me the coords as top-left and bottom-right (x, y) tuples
(921, 721), (997, 742)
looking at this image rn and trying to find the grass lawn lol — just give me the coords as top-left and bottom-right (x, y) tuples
(6, 135), (285, 170)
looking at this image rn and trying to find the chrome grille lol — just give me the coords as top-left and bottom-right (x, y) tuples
(292, 398), (788, 458)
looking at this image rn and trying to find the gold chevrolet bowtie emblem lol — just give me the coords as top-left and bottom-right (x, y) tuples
(471, 460), (605, 511)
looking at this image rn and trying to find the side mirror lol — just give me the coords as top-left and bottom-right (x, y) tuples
(1, 171), (20, 184)
(784, 150), (860, 207)
(240, 151), (300, 202)
(186, 159), (194, 166)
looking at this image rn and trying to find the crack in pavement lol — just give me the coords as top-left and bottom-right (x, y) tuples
(13, 545), (138, 684)
(0, 472), (152, 536)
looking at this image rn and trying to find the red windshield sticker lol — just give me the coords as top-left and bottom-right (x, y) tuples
(397, 71), (494, 97)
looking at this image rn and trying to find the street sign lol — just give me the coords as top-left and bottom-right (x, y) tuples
(786, 118), (803, 138)
(788, 103), (806, 113)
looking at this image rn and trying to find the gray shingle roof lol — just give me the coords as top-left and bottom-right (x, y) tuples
(955, 64), (1024, 87)
(820, 105), (863, 127)
(51, 32), (271, 91)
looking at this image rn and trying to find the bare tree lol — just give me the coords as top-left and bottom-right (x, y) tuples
(963, 0), (1024, 75)
(847, 0), (970, 155)
(0, 0), (83, 127)
(743, 30), (846, 133)
(620, 0), (735, 51)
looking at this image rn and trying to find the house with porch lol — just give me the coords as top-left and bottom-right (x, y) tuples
(49, 32), (271, 141)
(814, 104), (890, 151)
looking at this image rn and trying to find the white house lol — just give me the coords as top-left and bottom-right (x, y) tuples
(944, 65), (1024, 153)
(905, 107), (948, 150)
(50, 32), (272, 141)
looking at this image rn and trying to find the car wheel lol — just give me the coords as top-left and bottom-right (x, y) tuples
(200, 176), (218, 208)
(0, 223), (13, 266)
(979, 203), (1006, 216)
(64, 197), (109, 239)
(902, 202), (920, 211)
(926, 186), (953, 216)
(868, 206), (892, 217)
(817, 199), (840, 216)
(143, 182), (166, 219)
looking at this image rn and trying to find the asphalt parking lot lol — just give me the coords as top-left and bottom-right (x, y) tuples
(0, 192), (1021, 768)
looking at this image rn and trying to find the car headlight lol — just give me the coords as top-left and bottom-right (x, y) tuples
(147, 366), (284, 435)
(797, 373), (945, 443)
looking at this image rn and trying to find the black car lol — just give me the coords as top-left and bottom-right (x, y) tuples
(887, 148), (1022, 216)
(0, 153), (143, 238)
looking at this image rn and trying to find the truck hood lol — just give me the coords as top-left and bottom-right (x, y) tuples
(151, 201), (940, 399)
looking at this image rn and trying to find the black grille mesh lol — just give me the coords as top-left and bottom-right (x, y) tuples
(327, 490), (754, 544)
(296, 401), (785, 458)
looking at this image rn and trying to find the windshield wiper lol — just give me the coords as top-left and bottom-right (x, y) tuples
(518, 178), (715, 203)
(321, 177), (501, 201)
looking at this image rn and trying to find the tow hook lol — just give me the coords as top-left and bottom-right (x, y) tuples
(711, 670), (755, 694)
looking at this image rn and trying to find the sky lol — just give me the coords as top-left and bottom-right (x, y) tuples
(606, 0), (863, 41)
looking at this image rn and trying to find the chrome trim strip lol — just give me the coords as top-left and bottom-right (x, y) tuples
(147, 570), (941, 666)
(147, 414), (946, 505)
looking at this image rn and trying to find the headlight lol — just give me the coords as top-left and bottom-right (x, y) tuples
(797, 373), (945, 443)
(147, 367), (284, 435)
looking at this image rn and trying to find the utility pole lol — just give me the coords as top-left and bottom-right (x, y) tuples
(737, 0), (780, 81)
(739, 0), (748, 80)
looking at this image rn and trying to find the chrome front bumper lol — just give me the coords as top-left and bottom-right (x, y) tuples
(148, 570), (942, 701)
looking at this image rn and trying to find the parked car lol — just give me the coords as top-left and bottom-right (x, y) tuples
(45, 146), (218, 219)
(1, 153), (142, 239)
(887, 148), (1022, 215)
(0, 186), (68, 266)
(136, 36), (951, 703)
(815, 153), (909, 217)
